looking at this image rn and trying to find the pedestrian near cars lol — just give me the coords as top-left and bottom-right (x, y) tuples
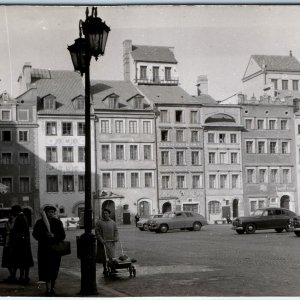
(134, 214), (140, 227)
(95, 209), (119, 274)
(32, 205), (66, 296)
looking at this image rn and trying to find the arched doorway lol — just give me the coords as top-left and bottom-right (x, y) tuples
(102, 200), (116, 221)
(232, 199), (239, 218)
(162, 202), (171, 213)
(138, 201), (150, 217)
(280, 195), (290, 209)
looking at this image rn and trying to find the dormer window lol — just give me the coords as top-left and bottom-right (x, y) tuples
(140, 66), (147, 80)
(76, 98), (85, 110)
(108, 95), (119, 109)
(43, 95), (56, 110)
(133, 95), (143, 109)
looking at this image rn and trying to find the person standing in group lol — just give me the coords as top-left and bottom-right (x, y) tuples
(95, 209), (119, 275)
(9, 205), (34, 284)
(32, 205), (66, 296)
(134, 214), (140, 227)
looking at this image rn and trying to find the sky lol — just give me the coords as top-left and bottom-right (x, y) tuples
(2, 5), (300, 100)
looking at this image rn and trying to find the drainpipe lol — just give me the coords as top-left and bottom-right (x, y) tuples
(202, 128), (208, 221)
(154, 107), (160, 213)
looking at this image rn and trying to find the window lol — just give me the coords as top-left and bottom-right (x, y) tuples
(282, 80), (288, 90)
(62, 122), (72, 136)
(246, 141), (254, 154)
(101, 145), (110, 161)
(192, 175), (201, 188)
(257, 119), (264, 130)
(230, 134), (237, 143)
(176, 151), (184, 165)
(208, 152), (215, 164)
(176, 175), (185, 189)
(2, 178), (12, 192)
(153, 67), (159, 82)
(208, 133), (215, 143)
(1, 153), (12, 164)
(191, 131), (199, 142)
(161, 130), (168, 141)
(63, 175), (74, 192)
(269, 120), (276, 130)
(175, 110), (183, 123)
(162, 176), (170, 189)
(101, 120), (110, 133)
(20, 177), (30, 193)
(46, 147), (57, 162)
(19, 153), (29, 164)
(2, 131), (11, 142)
(18, 110), (29, 121)
(62, 147), (73, 162)
(282, 142), (289, 154)
(293, 80), (299, 91)
(144, 145), (151, 160)
(245, 119), (253, 130)
(250, 201), (257, 213)
(78, 175), (85, 191)
(208, 201), (221, 214)
(209, 175), (216, 189)
(140, 66), (147, 80)
(165, 67), (171, 81)
(129, 121), (137, 133)
(247, 169), (254, 183)
(191, 151), (200, 165)
(190, 111), (198, 124)
(131, 173), (139, 188)
(176, 130), (184, 142)
(133, 96), (143, 109)
(220, 174), (227, 188)
(270, 141), (277, 154)
(75, 98), (85, 110)
(109, 96), (118, 109)
(219, 134), (225, 143)
(116, 145), (124, 160)
(77, 122), (85, 135)
(115, 120), (124, 133)
(232, 174), (239, 188)
(130, 145), (138, 160)
(298, 124), (300, 134)
(102, 173), (111, 188)
(44, 98), (55, 110)
(117, 173), (125, 188)
(231, 152), (238, 164)
(282, 169), (290, 184)
(160, 110), (168, 123)
(46, 122), (57, 135)
(220, 152), (227, 164)
(143, 121), (151, 134)
(78, 147), (85, 162)
(1, 110), (11, 121)
(270, 169), (278, 183)
(18, 130), (29, 142)
(145, 173), (153, 187)
(271, 79), (278, 90)
(258, 141), (265, 154)
(47, 175), (58, 192)
(259, 169), (266, 183)
(161, 151), (169, 165)
(281, 120), (288, 130)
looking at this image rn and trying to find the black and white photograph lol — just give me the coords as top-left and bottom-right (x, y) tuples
(1, 4), (300, 297)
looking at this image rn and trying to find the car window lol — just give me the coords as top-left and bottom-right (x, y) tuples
(267, 210), (274, 216)
(275, 210), (282, 215)
(176, 212), (183, 217)
(185, 212), (193, 217)
(253, 209), (264, 216)
(262, 210), (268, 216)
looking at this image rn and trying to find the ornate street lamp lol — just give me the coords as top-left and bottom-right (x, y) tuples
(68, 7), (110, 295)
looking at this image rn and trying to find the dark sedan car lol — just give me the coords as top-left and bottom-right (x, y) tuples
(232, 207), (296, 234)
(293, 216), (300, 237)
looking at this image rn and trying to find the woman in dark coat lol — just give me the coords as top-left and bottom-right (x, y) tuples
(32, 205), (66, 296)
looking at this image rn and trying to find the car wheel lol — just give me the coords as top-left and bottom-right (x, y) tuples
(143, 224), (149, 231)
(275, 228), (284, 233)
(294, 231), (300, 237)
(159, 224), (168, 233)
(285, 224), (292, 232)
(193, 222), (202, 231)
(245, 223), (256, 234)
(236, 229), (245, 234)
(187, 228), (193, 231)
(138, 228), (144, 231)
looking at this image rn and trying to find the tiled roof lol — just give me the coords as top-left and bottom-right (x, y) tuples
(252, 55), (300, 72)
(192, 94), (217, 105)
(30, 70), (85, 115)
(131, 45), (177, 63)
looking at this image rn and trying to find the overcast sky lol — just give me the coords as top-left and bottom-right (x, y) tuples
(1, 5), (300, 100)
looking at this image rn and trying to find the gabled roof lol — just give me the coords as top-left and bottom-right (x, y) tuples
(131, 45), (177, 63)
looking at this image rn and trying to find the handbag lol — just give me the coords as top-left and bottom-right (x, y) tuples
(50, 240), (71, 256)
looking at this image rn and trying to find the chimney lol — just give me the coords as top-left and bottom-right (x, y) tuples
(19, 62), (32, 94)
(123, 40), (132, 81)
(196, 75), (208, 96)
(290, 50), (293, 57)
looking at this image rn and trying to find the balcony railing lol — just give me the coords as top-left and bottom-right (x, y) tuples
(136, 76), (179, 86)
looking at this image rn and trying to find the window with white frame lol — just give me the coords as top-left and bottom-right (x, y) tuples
(175, 110), (183, 123)
(140, 66), (147, 80)
(208, 201), (221, 214)
(19, 152), (29, 164)
(18, 130), (29, 142)
(220, 174), (227, 188)
(129, 121), (137, 133)
(77, 122), (85, 135)
(143, 121), (151, 134)
(63, 175), (74, 192)
(257, 119), (264, 130)
(1, 110), (11, 121)
(245, 119), (253, 130)
(190, 111), (198, 124)
(46, 122), (57, 135)
(270, 169), (278, 183)
(176, 151), (184, 165)
(250, 199), (265, 213)
(1, 153), (12, 164)
(270, 141), (277, 154)
(130, 145), (138, 160)
(281, 119), (288, 130)
(230, 134), (237, 143)
(219, 133), (226, 143)
(208, 152), (216, 164)
(282, 168), (291, 184)
(100, 120), (110, 133)
(176, 175), (185, 188)
(18, 109), (29, 121)
(46, 147), (57, 162)
(145, 172), (153, 187)
(247, 168), (255, 183)
(102, 173), (111, 188)
(62, 122), (73, 136)
(208, 133), (215, 143)
(176, 130), (184, 142)
(161, 130), (168, 141)
(209, 174), (216, 189)
(246, 141), (254, 153)
(62, 147), (73, 162)
(115, 120), (124, 133)
(160, 110), (169, 123)
(19, 177), (30, 193)
(101, 145), (110, 161)
(46, 175), (58, 192)
(192, 175), (201, 188)
(231, 152), (238, 164)
(78, 147), (85, 162)
(191, 130), (199, 142)
(117, 173), (125, 188)
(2, 177), (12, 192)
(282, 141), (289, 154)
(269, 119), (276, 130)
(131, 173), (139, 188)
(232, 174), (239, 188)
(259, 169), (267, 183)
(258, 141), (266, 154)
(161, 151), (169, 165)
(191, 151), (200, 165)
(116, 145), (124, 160)
(144, 145), (152, 160)
(220, 152), (227, 164)
(162, 175), (170, 189)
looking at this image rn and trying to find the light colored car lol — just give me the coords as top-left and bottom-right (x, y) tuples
(148, 211), (208, 233)
(137, 214), (163, 231)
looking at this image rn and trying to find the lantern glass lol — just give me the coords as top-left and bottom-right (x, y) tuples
(67, 37), (87, 75)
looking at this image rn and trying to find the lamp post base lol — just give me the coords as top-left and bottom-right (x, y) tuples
(77, 232), (98, 295)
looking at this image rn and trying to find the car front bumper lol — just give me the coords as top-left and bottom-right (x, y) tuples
(232, 226), (243, 230)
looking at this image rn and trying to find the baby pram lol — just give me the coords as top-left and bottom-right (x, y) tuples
(103, 240), (136, 278)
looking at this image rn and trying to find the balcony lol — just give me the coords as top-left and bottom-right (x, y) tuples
(136, 76), (179, 86)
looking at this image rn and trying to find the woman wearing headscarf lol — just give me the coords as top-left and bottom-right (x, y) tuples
(32, 205), (65, 296)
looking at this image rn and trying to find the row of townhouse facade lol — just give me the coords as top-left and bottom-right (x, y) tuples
(1, 41), (300, 224)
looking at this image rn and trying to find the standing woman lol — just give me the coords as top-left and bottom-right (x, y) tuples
(32, 206), (66, 296)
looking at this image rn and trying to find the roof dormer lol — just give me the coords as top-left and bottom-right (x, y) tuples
(103, 93), (119, 109)
(43, 94), (56, 110)
(72, 95), (85, 110)
(127, 94), (146, 109)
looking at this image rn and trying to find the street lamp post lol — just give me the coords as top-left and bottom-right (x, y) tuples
(68, 7), (110, 295)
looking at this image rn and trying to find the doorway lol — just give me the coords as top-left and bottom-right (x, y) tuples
(280, 195), (290, 210)
(138, 201), (150, 217)
(102, 200), (116, 220)
(232, 199), (239, 218)
(162, 202), (171, 213)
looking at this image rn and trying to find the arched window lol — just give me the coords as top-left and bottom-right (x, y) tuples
(208, 201), (221, 214)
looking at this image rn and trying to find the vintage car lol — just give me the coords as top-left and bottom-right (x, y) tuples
(137, 214), (163, 231)
(232, 207), (296, 234)
(148, 211), (208, 233)
(293, 216), (300, 237)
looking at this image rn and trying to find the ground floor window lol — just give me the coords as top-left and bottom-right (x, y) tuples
(183, 203), (198, 213)
(208, 201), (221, 214)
